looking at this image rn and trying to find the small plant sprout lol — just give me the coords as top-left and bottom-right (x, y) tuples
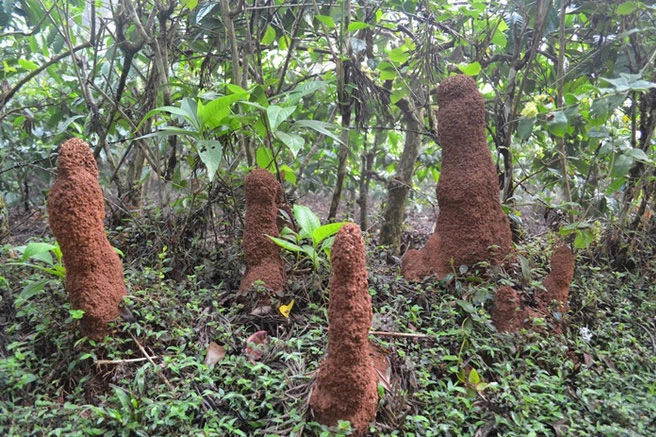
(268, 204), (347, 270)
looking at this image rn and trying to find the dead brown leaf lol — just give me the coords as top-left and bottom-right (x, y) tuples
(203, 342), (226, 368)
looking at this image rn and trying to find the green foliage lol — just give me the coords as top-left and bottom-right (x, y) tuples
(268, 205), (347, 270)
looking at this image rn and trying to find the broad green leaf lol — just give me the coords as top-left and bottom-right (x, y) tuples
(255, 146), (274, 169)
(279, 164), (297, 185)
(611, 154), (633, 178)
(617, 1), (638, 15)
(182, 0), (198, 9)
(267, 105), (296, 131)
(606, 177), (626, 194)
(261, 25), (276, 46)
(626, 148), (651, 163)
(348, 21), (370, 32)
(312, 222), (347, 246)
(315, 15), (335, 28)
(547, 111), (568, 137)
(197, 140), (222, 181)
(293, 119), (342, 144)
(18, 279), (48, 301)
(20, 242), (57, 263)
(267, 235), (304, 253)
(198, 92), (248, 130)
(389, 47), (408, 64)
(379, 68), (397, 81)
(18, 58), (38, 71)
(457, 62), (482, 76)
(275, 131), (304, 157)
(517, 117), (534, 140)
(283, 80), (328, 106)
(468, 368), (481, 385)
(279, 35), (291, 50)
(574, 229), (594, 249)
(491, 30), (507, 48)
(293, 204), (321, 238)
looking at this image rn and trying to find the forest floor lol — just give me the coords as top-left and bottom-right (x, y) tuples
(1, 198), (655, 436)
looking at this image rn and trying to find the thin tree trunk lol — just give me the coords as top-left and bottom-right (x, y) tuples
(556, 0), (572, 213)
(379, 102), (424, 254)
(358, 128), (384, 231)
(327, 0), (352, 221)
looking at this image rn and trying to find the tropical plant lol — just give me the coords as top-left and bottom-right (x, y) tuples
(268, 204), (347, 270)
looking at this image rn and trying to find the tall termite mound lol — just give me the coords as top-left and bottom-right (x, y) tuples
(47, 138), (127, 339)
(310, 224), (378, 435)
(240, 169), (286, 293)
(402, 74), (512, 279)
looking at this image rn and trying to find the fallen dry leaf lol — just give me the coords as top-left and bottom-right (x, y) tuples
(203, 342), (226, 368)
(244, 330), (268, 363)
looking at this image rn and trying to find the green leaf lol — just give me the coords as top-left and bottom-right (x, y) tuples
(293, 204), (321, 239)
(379, 68), (397, 81)
(574, 229), (594, 249)
(18, 279), (48, 301)
(312, 222), (347, 247)
(267, 105), (296, 131)
(626, 148), (651, 163)
(457, 62), (482, 76)
(255, 146), (274, 169)
(611, 154), (633, 178)
(348, 21), (370, 32)
(279, 165), (297, 185)
(267, 235), (303, 253)
(517, 117), (534, 140)
(283, 80), (328, 106)
(196, 140), (222, 181)
(18, 58), (38, 71)
(547, 111), (568, 137)
(182, 0), (198, 9)
(20, 242), (58, 263)
(468, 368), (481, 385)
(315, 15), (335, 29)
(261, 25), (276, 46)
(491, 30), (507, 48)
(389, 47), (408, 64)
(293, 119), (342, 144)
(198, 92), (248, 130)
(617, 1), (638, 15)
(275, 131), (305, 158)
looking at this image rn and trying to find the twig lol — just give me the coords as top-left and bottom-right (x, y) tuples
(369, 330), (434, 339)
(130, 333), (174, 391)
(95, 356), (157, 366)
(637, 323), (656, 355)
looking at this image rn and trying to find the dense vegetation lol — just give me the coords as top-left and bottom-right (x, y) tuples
(1, 0), (655, 435)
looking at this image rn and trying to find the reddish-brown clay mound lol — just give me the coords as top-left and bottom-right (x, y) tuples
(537, 245), (575, 315)
(402, 74), (512, 280)
(240, 169), (286, 293)
(492, 286), (529, 333)
(47, 138), (127, 339)
(309, 223), (378, 435)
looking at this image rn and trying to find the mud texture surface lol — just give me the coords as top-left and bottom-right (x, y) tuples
(492, 286), (529, 333)
(47, 138), (127, 339)
(240, 169), (286, 293)
(537, 245), (575, 314)
(402, 74), (512, 280)
(310, 224), (378, 435)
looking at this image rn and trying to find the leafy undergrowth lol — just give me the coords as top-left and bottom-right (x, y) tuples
(1, 234), (655, 436)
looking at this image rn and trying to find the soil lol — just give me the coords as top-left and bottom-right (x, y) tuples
(47, 138), (127, 340)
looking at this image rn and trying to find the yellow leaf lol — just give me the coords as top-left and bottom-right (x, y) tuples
(278, 299), (294, 318)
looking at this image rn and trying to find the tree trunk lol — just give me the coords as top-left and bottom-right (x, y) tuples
(379, 102), (424, 254)
(358, 128), (384, 231)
